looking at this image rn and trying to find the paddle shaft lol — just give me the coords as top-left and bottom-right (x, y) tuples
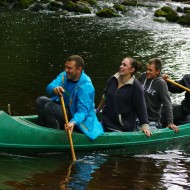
(60, 96), (76, 161)
(166, 78), (190, 93)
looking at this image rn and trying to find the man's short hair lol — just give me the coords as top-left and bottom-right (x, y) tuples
(67, 55), (84, 69)
(148, 58), (162, 71)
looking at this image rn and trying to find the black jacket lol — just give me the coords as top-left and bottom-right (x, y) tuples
(167, 74), (190, 114)
(102, 73), (149, 132)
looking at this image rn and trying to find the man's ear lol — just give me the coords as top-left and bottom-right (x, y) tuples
(156, 70), (160, 75)
(77, 66), (83, 72)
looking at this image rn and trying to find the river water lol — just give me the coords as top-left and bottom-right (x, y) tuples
(1, 0), (190, 189)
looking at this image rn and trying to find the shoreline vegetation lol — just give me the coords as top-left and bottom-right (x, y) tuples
(1, 0), (190, 26)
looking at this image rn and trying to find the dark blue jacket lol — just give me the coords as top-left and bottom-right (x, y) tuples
(167, 74), (190, 114)
(102, 73), (149, 132)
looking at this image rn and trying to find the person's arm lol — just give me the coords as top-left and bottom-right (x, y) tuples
(69, 85), (94, 125)
(162, 74), (184, 93)
(95, 76), (112, 114)
(96, 95), (105, 114)
(46, 72), (64, 96)
(133, 82), (151, 137)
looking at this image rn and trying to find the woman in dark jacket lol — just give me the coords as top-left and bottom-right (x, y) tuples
(96, 57), (151, 137)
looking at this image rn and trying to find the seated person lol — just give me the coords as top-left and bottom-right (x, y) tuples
(96, 57), (151, 137)
(162, 74), (190, 125)
(36, 55), (104, 140)
(139, 58), (178, 132)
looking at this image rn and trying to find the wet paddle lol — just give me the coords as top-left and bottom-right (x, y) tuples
(60, 95), (76, 161)
(166, 78), (190, 93)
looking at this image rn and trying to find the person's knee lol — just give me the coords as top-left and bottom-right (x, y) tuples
(36, 96), (46, 104)
(44, 101), (55, 113)
(36, 96), (51, 108)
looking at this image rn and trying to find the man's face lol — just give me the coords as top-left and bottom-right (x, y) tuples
(146, 63), (160, 79)
(65, 61), (82, 81)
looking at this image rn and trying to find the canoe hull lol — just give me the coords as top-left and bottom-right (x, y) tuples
(0, 111), (190, 155)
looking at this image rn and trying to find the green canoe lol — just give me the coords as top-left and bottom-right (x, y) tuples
(0, 110), (190, 155)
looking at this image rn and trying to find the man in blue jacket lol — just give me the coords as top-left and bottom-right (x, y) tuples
(36, 55), (104, 140)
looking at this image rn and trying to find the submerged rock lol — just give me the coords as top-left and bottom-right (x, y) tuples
(184, 6), (190, 13)
(154, 9), (168, 17)
(96, 8), (121, 17)
(154, 4), (190, 26)
(113, 4), (126, 11)
(161, 6), (177, 14)
(86, 0), (96, 6)
(166, 11), (179, 22)
(176, 6), (184, 13)
(13, 0), (34, 9)
(28, 3), (45, 11)
(75, 2), (91, 13)
(62, 1), (75, 12)
(154, 6), (179, 22)
(121, 0), (137, 7)
(62, 1), (91, 13)
(178, 13), (190, 25)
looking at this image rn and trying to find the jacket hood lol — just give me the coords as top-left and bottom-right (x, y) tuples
(142, 73), (163, 90)
(78, 70), (92, 85)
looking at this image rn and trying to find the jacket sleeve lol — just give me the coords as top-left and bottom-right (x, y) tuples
(46, 72), (63, 97)
(167, 78), (184, 93)
(133, 81), (149, 125)
(160, 81), (174, 124)
(103, 76), (114, 100)
(70, 84), (95, 125)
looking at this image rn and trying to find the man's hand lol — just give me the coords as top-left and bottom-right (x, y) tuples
(53, 86), (64, 96)
(162, 74), (169, 81)
(167, 123), (179, 132)
(142, 129), (152, 137)
(64, 122), (75, 134)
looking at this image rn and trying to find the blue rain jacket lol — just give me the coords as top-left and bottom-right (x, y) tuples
(46, 71), (104, 140)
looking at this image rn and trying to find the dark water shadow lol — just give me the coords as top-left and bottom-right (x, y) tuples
(3, 153), (107, 190)
(2, 144), (190, 190)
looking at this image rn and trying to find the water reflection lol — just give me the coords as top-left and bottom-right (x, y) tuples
(1, 149), (190, 189)
(135, 149), (190, 190)
(1, 153), (107, 190)
(62, 155), (107, 190)
(88, 155), (163, 189)
(86, 149), (190, 190)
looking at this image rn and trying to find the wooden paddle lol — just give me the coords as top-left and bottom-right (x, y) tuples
(60, 95), (76, 161)
(166, 78), (190, 93)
